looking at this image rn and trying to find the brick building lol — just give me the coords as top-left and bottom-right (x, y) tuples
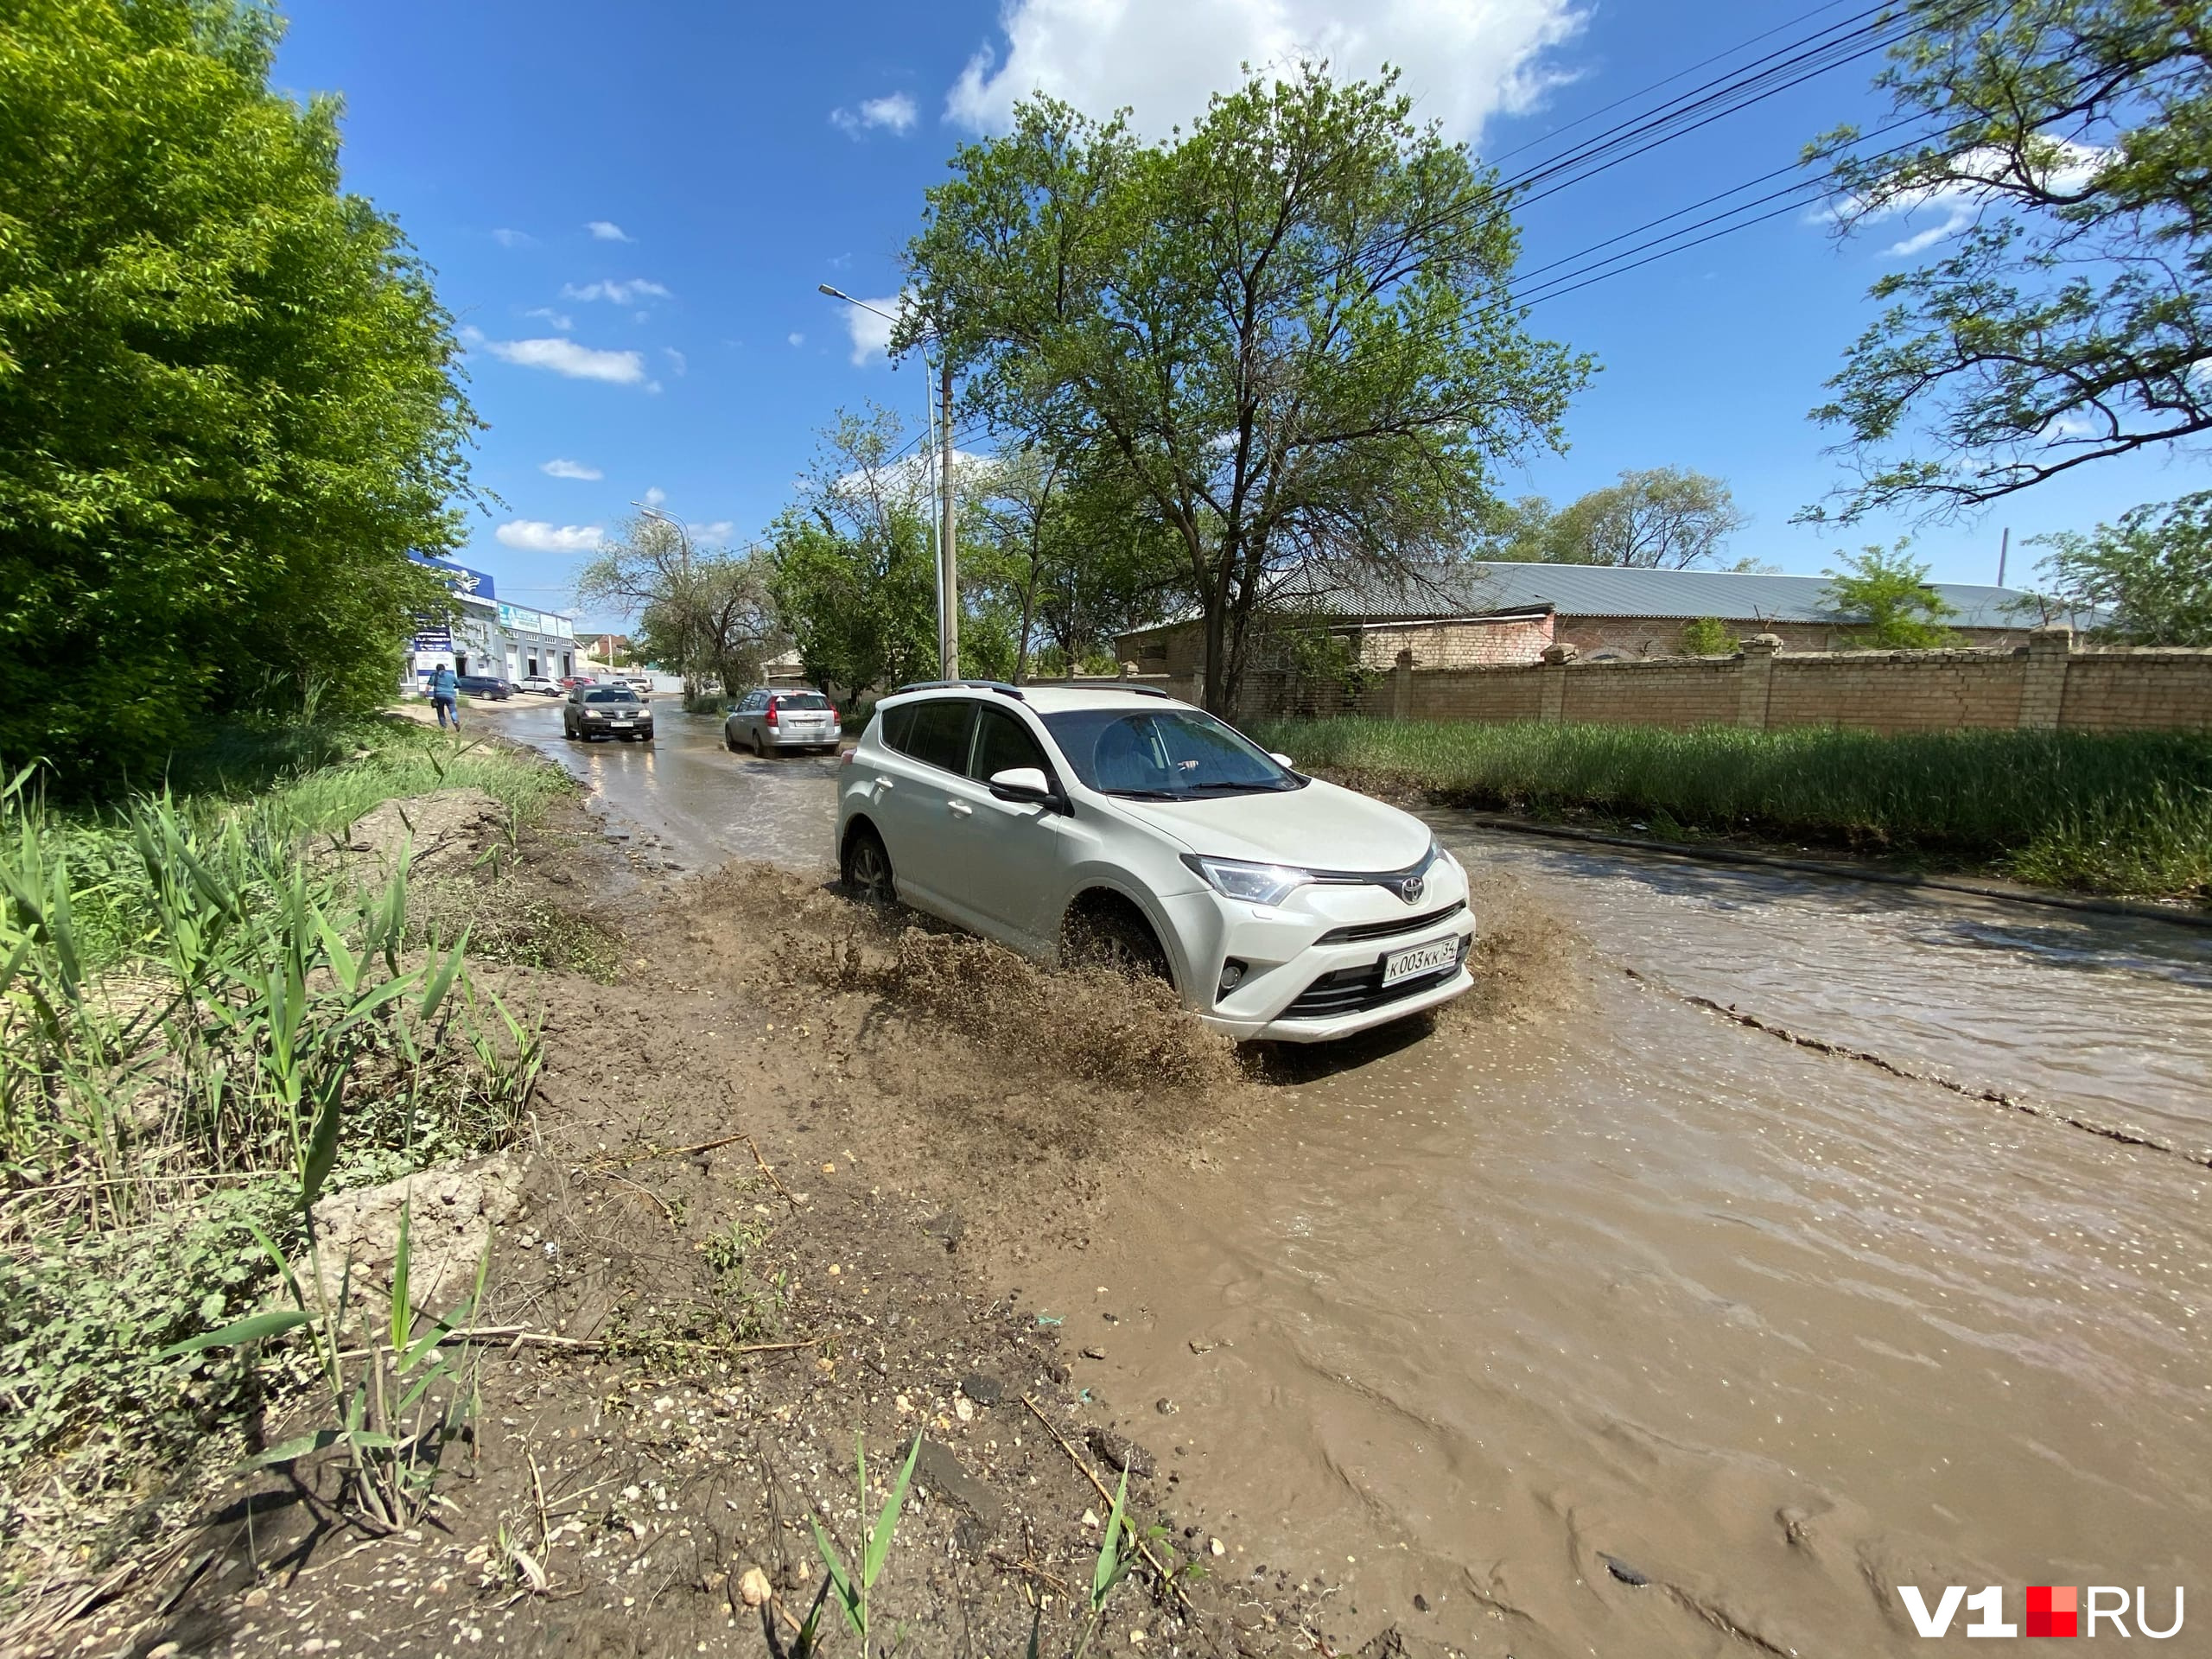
(1114, 561), (2048, 677)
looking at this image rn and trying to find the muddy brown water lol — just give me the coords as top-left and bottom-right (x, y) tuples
(501, 708), (2212, 1656)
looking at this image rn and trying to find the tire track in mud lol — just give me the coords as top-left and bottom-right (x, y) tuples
(1626, 968), (2212, 1170)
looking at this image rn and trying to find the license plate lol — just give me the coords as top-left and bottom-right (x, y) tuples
(1381, 935), (1458, 986)
(607, 719), (632, 728)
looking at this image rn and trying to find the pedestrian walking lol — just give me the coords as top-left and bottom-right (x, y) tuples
(429, 662), (460, 730)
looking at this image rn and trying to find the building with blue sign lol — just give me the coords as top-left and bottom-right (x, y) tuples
(405, 557), (577, 687)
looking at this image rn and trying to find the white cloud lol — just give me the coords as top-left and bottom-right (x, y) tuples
(832, 91), (919, 137)
(788, 332), (805, 346)
(563, 278), (673, 305)
(946, 0), (1584, 141)
(523, 306), (575, 330)
(586, 220), (632, 242)
(663, 347), (688, 375)
(840, 293), (908, 365)
(497, 520), (605, 552)
(642, 486), (668, 507)
(696, 520), (737, 543)
(492, 227), (534, 249)
(541, 458), (603, 480)
(1829, 141), (2110, 258)
(481, 336), (649, 385)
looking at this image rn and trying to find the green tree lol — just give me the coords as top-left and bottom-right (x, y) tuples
(964, 452), (1186, 681)
(1677, 616), (1738, 656)
(766, 408), (939, 697)
(1823, 543), (1961, 648)
(575, 515), (784, 697)
(1541, 467), (1747, 568)
(1806, 0), (2212, 521)
(900, 65), (1592, 714)
(2029, 493), (2212, 643)
(0, 0), (476, 782)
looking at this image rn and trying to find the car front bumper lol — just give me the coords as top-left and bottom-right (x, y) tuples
(1160, 871), (1478, 1044)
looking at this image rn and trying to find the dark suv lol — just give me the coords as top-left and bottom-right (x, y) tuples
(456, 673), (512, 700)
(563, 684), (654, 742)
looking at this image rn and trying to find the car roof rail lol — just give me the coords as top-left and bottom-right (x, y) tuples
(891, 678), (1027, 701)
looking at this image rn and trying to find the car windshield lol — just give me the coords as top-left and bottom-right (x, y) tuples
(584, 689), (639, 704)
(1039, 708), (1301, 798)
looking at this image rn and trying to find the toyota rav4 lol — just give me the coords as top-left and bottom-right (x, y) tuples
(835, 682), (1473, 1043)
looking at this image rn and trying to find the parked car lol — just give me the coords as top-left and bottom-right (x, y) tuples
(623, 675), (655, 695)
(454, 673), (512, 701)
(517, 675), (560, 696)
(725, 688), (842, 756)
(563, 684), (654, 741)
(559, 675), (597, 690)
(834, 682), (1473, 1043)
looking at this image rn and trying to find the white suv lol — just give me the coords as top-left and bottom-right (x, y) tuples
(835, 682), (1473, 1043)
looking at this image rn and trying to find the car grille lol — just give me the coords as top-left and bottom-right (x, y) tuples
(1280, 936), (1471, 1020)
(1314, 900), (1466, 946)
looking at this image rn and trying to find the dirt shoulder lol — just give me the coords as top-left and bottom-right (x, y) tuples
(41, 794), (1420, 1659)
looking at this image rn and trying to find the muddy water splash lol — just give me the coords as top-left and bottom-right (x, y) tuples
(1013, 840), (2212, 1658)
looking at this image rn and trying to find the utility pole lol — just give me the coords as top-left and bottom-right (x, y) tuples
(817, 284), (959, 681)
(1997, 526), (2011, 588)
(938, 355), (958, 680)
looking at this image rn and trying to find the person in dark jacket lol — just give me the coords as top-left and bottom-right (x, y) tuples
(429, 663), (460, 729)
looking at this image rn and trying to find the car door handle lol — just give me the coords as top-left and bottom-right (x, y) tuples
(947, 799), (973, 817)
(872, 776), (893, 790)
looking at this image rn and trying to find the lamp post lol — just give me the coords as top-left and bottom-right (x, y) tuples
(817, 284), (957, 681)
(632, 499), (696, 696)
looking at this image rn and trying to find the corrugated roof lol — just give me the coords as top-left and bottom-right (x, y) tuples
(1265, 560), (2040, 630)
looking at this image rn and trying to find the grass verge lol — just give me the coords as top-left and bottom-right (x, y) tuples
(0, 715), (570, 1579)
(1250, 717), (2212, 905)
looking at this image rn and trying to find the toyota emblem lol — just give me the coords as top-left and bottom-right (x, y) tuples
(1395, 874), (1425, 905)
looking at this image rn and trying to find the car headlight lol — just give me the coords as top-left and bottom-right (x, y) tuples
(1181, 854), (1306, 907)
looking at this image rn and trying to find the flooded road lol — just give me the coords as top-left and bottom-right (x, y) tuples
(494, 706), (2212, 1655)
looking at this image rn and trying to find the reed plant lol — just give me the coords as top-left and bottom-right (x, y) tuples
(1253, 718), (2212, 901)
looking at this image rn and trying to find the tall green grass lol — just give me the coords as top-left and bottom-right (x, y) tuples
(1252, 718), (2212, 903)
(0, 718), (561, 1548)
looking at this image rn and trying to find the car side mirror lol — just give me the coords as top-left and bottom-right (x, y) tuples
(988, 766), (1055, 805)
(1268, 752), (1295, 768)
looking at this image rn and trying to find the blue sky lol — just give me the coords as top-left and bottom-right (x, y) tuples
(272, 0), (2204, 630)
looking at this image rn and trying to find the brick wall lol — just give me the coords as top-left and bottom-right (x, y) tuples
(1764, 649), (2029, 732)
(1557, 655), (1742, 728)
(2056, 650), (2212, 732)
(1351, 614), (1554, 668)
(1213, 628), (2211, 736)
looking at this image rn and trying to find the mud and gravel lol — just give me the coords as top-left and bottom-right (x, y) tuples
(37, 712), (2212, 1659)
(48, 793), (1421, 1659)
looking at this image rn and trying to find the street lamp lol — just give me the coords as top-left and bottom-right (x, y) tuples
(818, 284), (959, 681)
(632, 499), (697, 696)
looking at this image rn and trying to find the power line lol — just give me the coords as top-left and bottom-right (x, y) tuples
(1523, 194), (1834, 308)
(1496, 5), (1909, 203)
(1482, 0), (1878, 169)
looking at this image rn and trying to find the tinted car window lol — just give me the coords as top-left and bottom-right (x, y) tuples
(878, 702), (915, 751)
(776, 692), (832, 710)
(898, 699), (974, 772)
(969, 705), (1049, 784)
(1039, 708), (1299, 797)
(585, 688), (641, 704)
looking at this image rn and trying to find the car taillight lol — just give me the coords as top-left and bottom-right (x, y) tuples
(766, 700), (779, 727)
(840, 747), (857, 766)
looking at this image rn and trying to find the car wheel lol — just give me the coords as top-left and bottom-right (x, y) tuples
(753, 731), (768, 759)
(842, 824), (894, 904)
(725, 727), (741, 753)
(1063, 898), (1173, 984)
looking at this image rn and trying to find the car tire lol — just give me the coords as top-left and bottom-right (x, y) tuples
(724, 728), (741, 753)
(1063, 898), (1173, 984)
(841, 823), (894, 904)
(753, 731), (768, 759)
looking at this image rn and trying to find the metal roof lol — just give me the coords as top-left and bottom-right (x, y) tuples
(1263, 560), (2042, 630)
